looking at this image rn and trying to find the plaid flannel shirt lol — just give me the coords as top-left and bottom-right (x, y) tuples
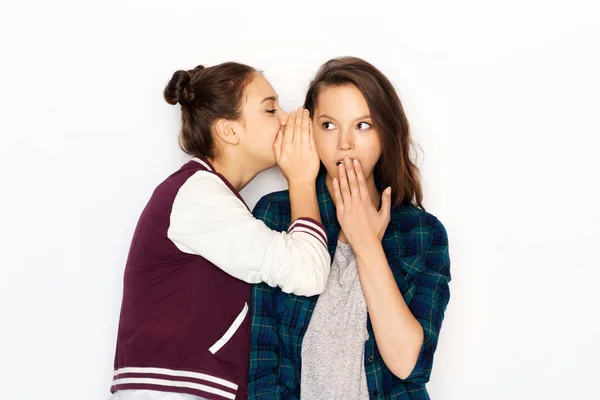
(248, 172), (451, 399)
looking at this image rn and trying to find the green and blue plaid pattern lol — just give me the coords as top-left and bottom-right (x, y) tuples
(248, 172), (451, 400)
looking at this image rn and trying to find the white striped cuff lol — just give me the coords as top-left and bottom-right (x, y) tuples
(287, 218), (328, 248)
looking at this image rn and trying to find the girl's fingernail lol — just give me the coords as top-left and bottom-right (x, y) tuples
(353, 159), (359, 165)
(386, 187), (391, 195)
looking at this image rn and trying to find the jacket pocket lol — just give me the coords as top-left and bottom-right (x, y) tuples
(209, 302), (249, 355)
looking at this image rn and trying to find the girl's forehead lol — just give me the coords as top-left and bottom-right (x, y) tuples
(245, 73), (277, 101)
(315, 85), (369, 115)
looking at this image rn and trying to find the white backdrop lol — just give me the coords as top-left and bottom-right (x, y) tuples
(1, 1), (599, 399)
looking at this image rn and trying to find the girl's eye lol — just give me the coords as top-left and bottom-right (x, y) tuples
(266, 109), (277, 114)
(321, 122), (336, 130)
(357, 122), (372, 130)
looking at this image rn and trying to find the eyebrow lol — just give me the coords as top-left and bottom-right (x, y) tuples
(260, 96), (278, 104)
(317, 113), (372, 121)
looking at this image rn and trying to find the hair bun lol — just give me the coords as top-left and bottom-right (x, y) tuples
(164, 70), (194, 105)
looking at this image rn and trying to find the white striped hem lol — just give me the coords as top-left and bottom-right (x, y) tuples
(111, 377), (235, 399)
(113, 367), (237, 390)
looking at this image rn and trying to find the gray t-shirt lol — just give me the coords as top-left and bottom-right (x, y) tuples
(301, 241), (370, 400)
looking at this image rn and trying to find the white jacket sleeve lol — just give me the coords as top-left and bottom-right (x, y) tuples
(167, 171), (330, 296)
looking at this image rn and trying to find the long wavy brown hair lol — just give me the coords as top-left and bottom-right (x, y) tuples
(304, 57), (424, 209)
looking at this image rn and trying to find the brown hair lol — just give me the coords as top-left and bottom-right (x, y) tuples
(304, 57), (424, 209)
(164, 62), (256, 159)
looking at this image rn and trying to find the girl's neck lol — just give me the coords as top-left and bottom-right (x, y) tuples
(207, 155), (259, 192)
